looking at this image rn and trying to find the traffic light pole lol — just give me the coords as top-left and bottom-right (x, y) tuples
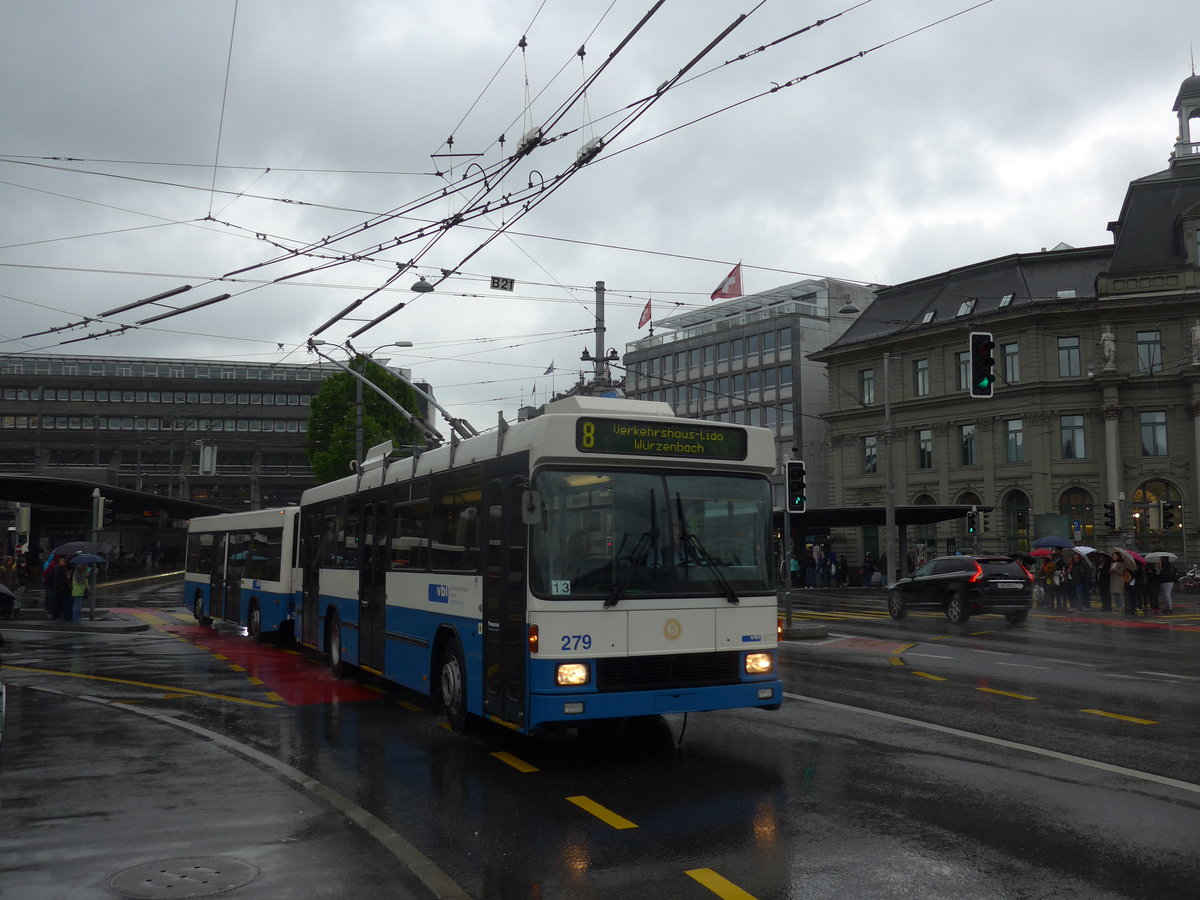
(884, 352), (897, 588)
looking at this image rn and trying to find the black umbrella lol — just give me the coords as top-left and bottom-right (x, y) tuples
(50, 541), (103, 557)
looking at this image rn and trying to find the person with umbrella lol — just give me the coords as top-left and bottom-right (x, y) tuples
(67, 560), (92, 622)
(1157, 555), (1178, 613)
(1108, 551), (1129, 614)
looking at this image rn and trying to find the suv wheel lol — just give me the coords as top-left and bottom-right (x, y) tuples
(887, 590), (907, 620)
(946, 592), (971, 625)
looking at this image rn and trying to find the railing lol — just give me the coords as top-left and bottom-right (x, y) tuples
(1174, 141), (1200, 159)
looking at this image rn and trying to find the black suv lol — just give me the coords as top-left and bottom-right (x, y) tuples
(887, 555), (1033, 625)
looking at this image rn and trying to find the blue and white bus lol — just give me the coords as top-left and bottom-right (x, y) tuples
(184, 506), (300, 641)
(297, 395), (782, 733)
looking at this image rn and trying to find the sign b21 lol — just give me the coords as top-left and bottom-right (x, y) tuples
(489, 275), (515, 292)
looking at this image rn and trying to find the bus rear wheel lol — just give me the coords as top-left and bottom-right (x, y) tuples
(440, 638), (469, 733)
(327, 614), (347, 679)
(194, 592), (212, 628)
(248, 602), (266, 643)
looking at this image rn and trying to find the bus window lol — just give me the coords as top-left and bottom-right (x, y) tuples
(431, 468), (481, 572)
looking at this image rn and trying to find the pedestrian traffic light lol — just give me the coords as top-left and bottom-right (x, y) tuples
(1103, 501), (1118, 531)
(101, 497), (115, 526)
(786, 459), (807, 513)
(969, 331), (996, 398)
(966, 506), (978, 534)
(982, 509), (990, 532)
(1162, 501), (1177, 529)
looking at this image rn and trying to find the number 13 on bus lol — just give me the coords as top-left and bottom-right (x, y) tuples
(184, 396), (783, 733)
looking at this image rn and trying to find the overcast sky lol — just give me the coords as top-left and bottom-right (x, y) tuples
(3, 0), (1199, 426)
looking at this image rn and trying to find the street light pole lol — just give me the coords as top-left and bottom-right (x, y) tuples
(884, 352), (897, 587)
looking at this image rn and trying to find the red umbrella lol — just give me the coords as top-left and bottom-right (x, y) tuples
(1030, 548), (1053, 557)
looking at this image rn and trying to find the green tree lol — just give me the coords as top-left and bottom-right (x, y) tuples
(307, 355), (424, 484)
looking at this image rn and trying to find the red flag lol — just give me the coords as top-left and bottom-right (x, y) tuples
(710, 263), (743, 300)
(638, 298), (652, 329)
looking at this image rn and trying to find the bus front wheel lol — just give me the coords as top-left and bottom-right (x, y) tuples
(440, 638), (468, 733)
(248, 601), (266, 643)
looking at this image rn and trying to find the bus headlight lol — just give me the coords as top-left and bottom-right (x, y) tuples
(745, 652), (773, 675)
(556, 662), (590, 686)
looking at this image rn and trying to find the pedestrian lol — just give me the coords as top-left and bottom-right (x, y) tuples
(811, 542), (825, 588)
(861, 552), (876, 589)
(1159, 558), (1177, 613)
(69, 562), (91, 621)
(826, 545), (839, 588)
(1069, 555), (1089, 611)
(1144, 563), (1161, 613)
(0, 555), (17, 618)
(1108, 552), (1127, 613)
(788, 552), (800, 588)
(1097, 553), (1112, 611)
(47, 556), (70, 619)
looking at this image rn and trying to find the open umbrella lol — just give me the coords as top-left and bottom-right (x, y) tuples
(1033, 535), (1072, 549)
(1062, 547), (1093, 569)
(50, 541), (103, 557)
(1143, 551), (1177, 562)
(1010, 550), (1038, 563)
(1031, 548), (1053, 557)
(69, 553), (106, 565)
(1109, 547), (1144, 568)
(1070, 545), (1099, 557)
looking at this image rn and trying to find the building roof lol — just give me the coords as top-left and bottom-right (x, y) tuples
(1106, 165), (1200, 273)
(813, 245), (1112, 356)
(655, 277), (875, 332)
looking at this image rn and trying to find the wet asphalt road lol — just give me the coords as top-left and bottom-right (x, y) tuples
(2, 578), (1199, 899)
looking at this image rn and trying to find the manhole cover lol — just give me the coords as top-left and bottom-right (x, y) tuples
(108, 858), (258, 899)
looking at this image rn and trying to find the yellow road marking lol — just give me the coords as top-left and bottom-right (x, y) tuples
(888, 655), (907, 666)
(685, 868), (758, 900)
(264, 691), (285, 702)
(968, 630), (994, 636)
(0, 665), (279, 708)
(168, 613), (195, 623)
(131, 612), (173, 627)
(396, 699), (423, 712)
(566, 795), (637, 830)
(212, 654), (229, 661)
(247, 676), (265, 685)
(492, 751), (539, 773)
(930, 635), (954, 641)
(229, 664), (246, 672)
(912, 671), (947, 681)
(1082, 708), (1158, 725)
(978, 687), (1037, 700)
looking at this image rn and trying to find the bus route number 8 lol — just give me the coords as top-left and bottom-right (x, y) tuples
(580, 420), (595, 449)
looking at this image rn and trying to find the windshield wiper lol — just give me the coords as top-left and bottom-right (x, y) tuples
(604, 490), (659, 609)
(675, 492), (739, 605)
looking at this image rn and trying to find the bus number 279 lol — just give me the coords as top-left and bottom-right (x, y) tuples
(561, 634), (592, 651)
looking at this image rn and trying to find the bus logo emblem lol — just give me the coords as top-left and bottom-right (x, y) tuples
(428, 584), (450, 604)
(663, 619), (682, 641)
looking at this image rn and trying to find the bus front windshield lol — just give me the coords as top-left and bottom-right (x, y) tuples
(529, 469), (773, 600)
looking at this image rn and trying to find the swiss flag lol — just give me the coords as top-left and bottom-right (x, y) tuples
(638, 298), (652, 329)
(710, 263), (743, 300)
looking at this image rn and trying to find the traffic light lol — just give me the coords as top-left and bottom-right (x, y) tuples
(1103, 501), (1118, 531)
(1162, 501), (1177, 529)
(97, 496), (115, 527)
(785, 460), (807, 513)
(966, 506), (978, 534)
(982, 509), (991, 532)
(969, 331), (996, 398)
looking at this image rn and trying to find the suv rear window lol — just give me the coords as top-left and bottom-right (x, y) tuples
(979, 559), (1028, 577)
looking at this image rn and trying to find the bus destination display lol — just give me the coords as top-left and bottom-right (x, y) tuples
(575, 417), (748, 460)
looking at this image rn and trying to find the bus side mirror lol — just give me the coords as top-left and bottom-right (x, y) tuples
(520, 490), (542, 526)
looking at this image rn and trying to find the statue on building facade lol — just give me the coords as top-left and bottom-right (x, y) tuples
(1192, 320), (1200, 365)
(1101, 325), (1117, 371)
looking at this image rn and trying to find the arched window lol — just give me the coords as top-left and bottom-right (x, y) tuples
(912, 493), (938, 546)
(1058, 487), (1093, 541)
(1132, 479), (1183, 540)
(1004, 489), (1031, 551)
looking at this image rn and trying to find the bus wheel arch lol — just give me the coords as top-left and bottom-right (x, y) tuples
(247, 598), (265, 642)
(193, 590), (212, 628)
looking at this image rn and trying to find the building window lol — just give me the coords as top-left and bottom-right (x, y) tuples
(860, 369), (875, 404)
(999, 293), (1014, 308)
(1005, 419), (1024, 462)
(956, 299), (976, 317)
(863, 436), (877, 473)
(949, 351), (968, 391)
(960, 424), (976, 466)
(1003, 343), (1020, 383)
(1136, 330), (1163, 374)
(1140, 411), (1168, 457)
(921, 310), (936, 324)
(1061, 415), (1086, 459)
(778, 327), (792, 350)
(1058, 337), (1081, 377)
(913, 358), (929, 397)
(916, 429), (933, 469)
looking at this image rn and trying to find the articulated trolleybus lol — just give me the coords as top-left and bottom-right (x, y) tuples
(300, 395), (782, 733)
(185, 506), (300, 641)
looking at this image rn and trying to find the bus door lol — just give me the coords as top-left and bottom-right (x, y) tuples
(300, 510), (325, 647)
(208, 534), (227, 619)
(224, 531), (247, 623)
(483, 472), (528, 727)
(359, 499), (388, 672)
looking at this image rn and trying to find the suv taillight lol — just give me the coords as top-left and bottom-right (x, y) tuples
(968, 561), (984, 582)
